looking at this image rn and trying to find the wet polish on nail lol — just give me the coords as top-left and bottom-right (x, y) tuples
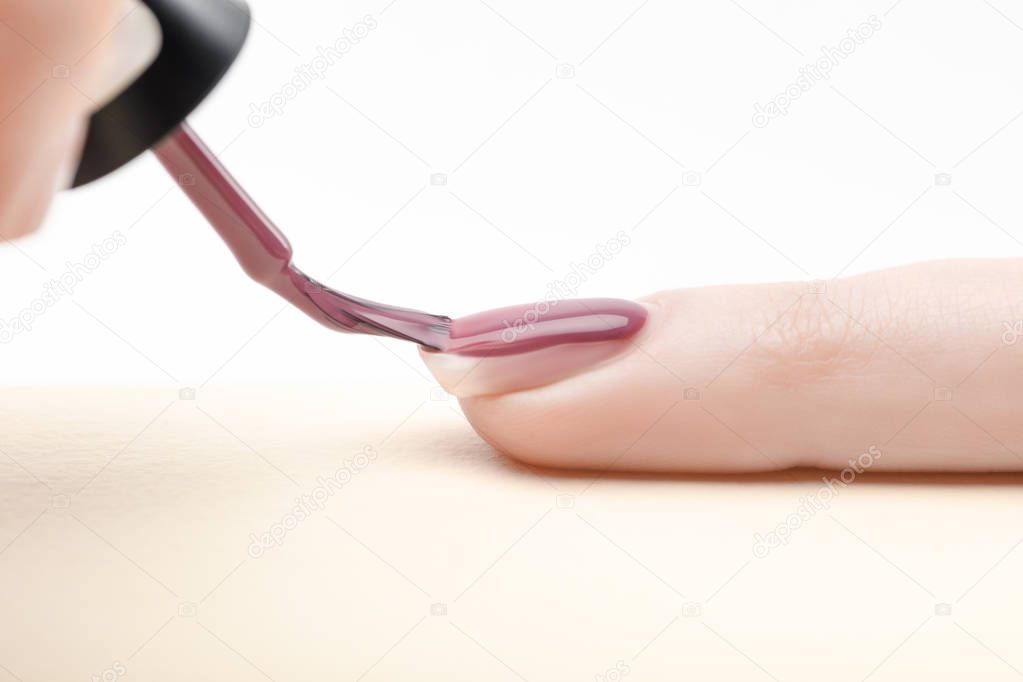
(443, 299), (649, 356)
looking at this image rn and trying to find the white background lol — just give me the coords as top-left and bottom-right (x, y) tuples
(2, 0), (1022, 390)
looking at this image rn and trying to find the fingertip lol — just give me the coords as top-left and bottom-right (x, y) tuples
(0, 0), (150, 238)
(0, 113), (85, 239)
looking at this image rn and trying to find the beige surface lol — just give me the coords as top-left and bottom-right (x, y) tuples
(0, 386), (1021, 681)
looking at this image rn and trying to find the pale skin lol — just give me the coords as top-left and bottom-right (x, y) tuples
(5, 1), (1022, 474)
(0, 0), (125, 238)
(423, 261), (1023, 472)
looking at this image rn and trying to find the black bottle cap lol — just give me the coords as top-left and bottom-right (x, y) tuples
(72, 0), (251, 187)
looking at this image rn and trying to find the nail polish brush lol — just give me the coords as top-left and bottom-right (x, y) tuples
(71, 0), (647, 356)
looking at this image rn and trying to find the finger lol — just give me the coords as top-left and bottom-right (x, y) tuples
(0, 0), (155, 238)
(423, 259), (1023, 473)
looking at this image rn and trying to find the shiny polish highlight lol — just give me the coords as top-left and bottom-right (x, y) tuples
(443, 299), (649, 356)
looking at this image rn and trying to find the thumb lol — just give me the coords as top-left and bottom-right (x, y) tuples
(423, 259), (1023, 473)
(0, 0), (159, 238)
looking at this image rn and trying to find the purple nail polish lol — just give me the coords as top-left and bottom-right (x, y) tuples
(444, 299), (649, 356)
(155, 124), (647, 356)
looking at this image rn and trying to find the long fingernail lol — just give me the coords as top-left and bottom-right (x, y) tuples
(422, 298), (650, 397)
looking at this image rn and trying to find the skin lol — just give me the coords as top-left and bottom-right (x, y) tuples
(423, 260), (1023, 473)
(0, 0), (122, 238)
(5, 2), (1022, 474)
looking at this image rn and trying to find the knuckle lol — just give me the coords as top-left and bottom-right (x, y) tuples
(748, 285), (875, 386)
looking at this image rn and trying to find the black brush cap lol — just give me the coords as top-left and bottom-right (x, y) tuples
(72, 0), (251, 187)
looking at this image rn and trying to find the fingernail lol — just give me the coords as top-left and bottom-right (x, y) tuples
(78, 0), (162, 108)
(422, 298), (650, 397)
